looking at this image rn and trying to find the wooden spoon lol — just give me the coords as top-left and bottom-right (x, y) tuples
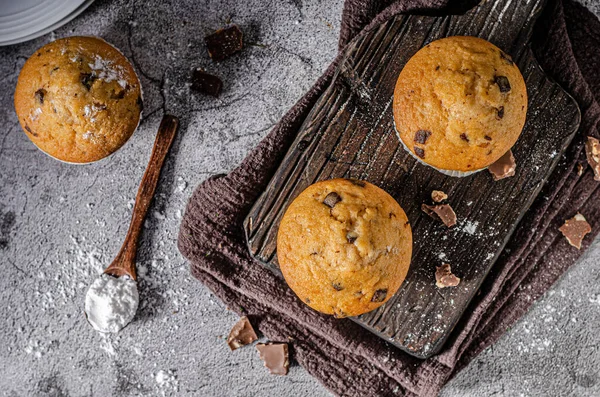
(104, 115), (179, 280)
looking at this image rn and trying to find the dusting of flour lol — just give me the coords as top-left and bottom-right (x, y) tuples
(84, 274), (139, 333)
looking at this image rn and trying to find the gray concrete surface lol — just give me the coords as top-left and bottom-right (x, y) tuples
(0, 0), (598, 396)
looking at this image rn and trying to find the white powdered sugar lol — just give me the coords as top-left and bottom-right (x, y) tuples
(84, 274), (139, 333)
(88, 55), (127, 87)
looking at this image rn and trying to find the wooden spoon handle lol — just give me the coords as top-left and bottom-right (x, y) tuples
(104, 115), (179, 280)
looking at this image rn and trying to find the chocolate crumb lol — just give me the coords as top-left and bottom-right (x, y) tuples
(348, 179), (366, 187)
(371, 289), (388, 303)
(332, 282), (344, 291)
(191, 69), (223, 97)
(559, 213), (592, 249)
(577, 163), (584, 176)
(585, 136), (600, 181)
(205, 25), (244, 61)
(323, 192), (341, 208)
(346, 232), (358, 244)
(422, 203), (457, 228)
(256, 343), (289, 375)
(431, 190), (448, 203)
(435, 263), (461, 288)
(496, 106), (504, 120)
(389, 212), (396, 219)
(80, 73), (97, 90)
(35, 89), (46, 105)
(227, 316), (258, 351)
(494, 75), (511, 93)
(414, 129), (432, 144)
(460, 133), (469, 142)
(414, 147), (425, 158)
(488, 150), (516, 181)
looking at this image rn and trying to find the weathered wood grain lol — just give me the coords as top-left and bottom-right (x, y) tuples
(244, 0), (581, 358)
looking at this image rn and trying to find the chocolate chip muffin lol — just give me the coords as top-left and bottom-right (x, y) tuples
(277, 179), (412, 317)
(393, 36), (527, 175)
(14, 36), (142, 163)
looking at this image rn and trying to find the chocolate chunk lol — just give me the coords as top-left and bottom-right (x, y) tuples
(332, 282), (344, 291)
(421, 203), (457, 228)
(256, 343), (289, 375)
(414, 129), (432, 144)
(435, 263), (461, 288)
(191, 69), (223, 97)
(484, 135), (492, 141)
(496, 106), (504, 120)
(559, 213), (592, 249)
(488, 150), (516, 181)
(346, 232), (358, 244)
(35, 89), (46, 105)
(111, 88), (126, 99)
(460, 133), (469, 142)
(348, 179), (366, 187)
(585, 136), (600, 181)
(435, 65), (440, 71)
(205, 25), (244, 61)
(414, 147), (425, 158)
(323, 192), (341, 208)
(499, 50), (514, 65)
(371, 288), (388, 303)
(305, 297), (311, 304)
(431, 190), (448, 203)
(494, 75), (511, 93)
(80, 73), (97, 90)
(227, 316), (258, 351)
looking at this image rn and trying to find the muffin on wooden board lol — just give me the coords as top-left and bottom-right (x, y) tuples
(393, 36), (527, 175)
(14, 36), (142, 164)
(277, 179), (413, 318)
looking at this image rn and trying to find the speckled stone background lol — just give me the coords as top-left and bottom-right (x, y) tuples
(0, 0), (599, 396)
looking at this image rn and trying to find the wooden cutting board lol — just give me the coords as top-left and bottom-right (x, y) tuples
(244, 0), (580, 359)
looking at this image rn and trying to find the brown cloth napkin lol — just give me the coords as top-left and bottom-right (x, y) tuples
(178, 0), (600, 395)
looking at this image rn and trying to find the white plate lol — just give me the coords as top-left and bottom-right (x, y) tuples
(0, 0), (94, 46)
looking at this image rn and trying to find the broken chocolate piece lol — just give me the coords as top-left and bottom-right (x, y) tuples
(371, 288), (388, 303)
(585, 136), (600, 181)
(577, 163), (584, 176)
(323, 192), (341, 208)
(496, 106), (504, 120)
(80, 73), (97, 90)
(346, 232), (358, 244)
(256, 343), (289, 375)
(435, 263), (461, 288)
(559, 213), (592, 249)
(191, 69), (223, 97)
(332, 282), (344, 291)
(431, 190), (448, 203)
(227, 316), (258, 351)
(488, 150), (516, 181)
(35, 89), (46, 105)
(414, 129), (432, 144)
(205, 25), (244, 61)
(460, 133), (469, 142)
(494, 75), (511, 93)
(414, 147), (425, 158)
(421, 204), (457, 228)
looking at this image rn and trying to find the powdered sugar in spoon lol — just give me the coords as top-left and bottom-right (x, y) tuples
(84, 115), (178, 333)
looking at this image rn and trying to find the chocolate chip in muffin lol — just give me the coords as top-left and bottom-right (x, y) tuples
(332, 282), (344, 291)
(484, 135), (492, 141)
(414, 129), (432, 144)
(323, 192), (341, 208)
(460, 133), (469, 142)
(349, 179), (366, 187)
(80, 72), (97, 90)
(35, 89), (46, 105)
(136, 95), (144, 111)
(435, 263), (461, 288)
(371, 289), (388, 303)
(496, 106), (504, 120)
(24, 124), (37, 136)
(494, 75), (511, 93)
(414, 147), (425, 158)
(346, 232), (358, 244)
(205, 25), (244, 62)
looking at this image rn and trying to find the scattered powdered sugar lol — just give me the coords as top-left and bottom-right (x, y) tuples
(88, 55), (127, 87)
(84, 274), (139, 333)
(462, 220), (479, 235)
